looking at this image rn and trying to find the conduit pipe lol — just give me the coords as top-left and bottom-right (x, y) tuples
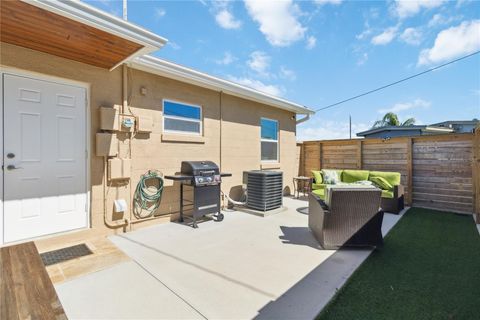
(103, 156), (129, 230)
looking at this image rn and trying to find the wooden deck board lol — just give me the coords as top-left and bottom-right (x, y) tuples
(0, 242), (66, 320)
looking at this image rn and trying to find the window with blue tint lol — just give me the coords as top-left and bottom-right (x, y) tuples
(261, 118), (279, 162)
(261, 118), (278, 140)
(163, 100), (202, 135)
(164, 100), (201, 120)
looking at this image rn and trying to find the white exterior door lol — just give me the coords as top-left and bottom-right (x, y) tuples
(3, 74), (88, 243)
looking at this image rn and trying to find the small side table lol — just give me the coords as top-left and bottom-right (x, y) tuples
(293, 176), (312, 198)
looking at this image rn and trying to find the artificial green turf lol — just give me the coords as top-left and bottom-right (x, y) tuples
(318, 208), (480, 320)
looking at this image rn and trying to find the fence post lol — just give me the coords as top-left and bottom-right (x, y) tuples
(474, 128), (480, 223)
(407, 137), (413, 206)
(357, 140), (363, 169)
(318, 141), (322, 170)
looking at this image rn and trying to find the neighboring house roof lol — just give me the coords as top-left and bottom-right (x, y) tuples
(430, 120), (479, 127)
(356, 125), (454, 137)
(130, 55), (315, 115)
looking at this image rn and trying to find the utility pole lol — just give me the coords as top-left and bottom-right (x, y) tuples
(123, 0), (127, 20)
(349, 115), (352, 139)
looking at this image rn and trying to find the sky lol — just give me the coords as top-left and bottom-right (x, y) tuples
(86, 0), (480, 140)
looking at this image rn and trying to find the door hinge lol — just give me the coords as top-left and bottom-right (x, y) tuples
(85, 150), (88, 159)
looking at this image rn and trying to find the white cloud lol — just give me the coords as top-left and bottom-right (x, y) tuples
(216, 51), (236, 65)
(378, 99), (431, 114)
(314, 0), (343, 5)
(371, 26), (399, 45)
(427, 13), (462, 28)
(247, 51), (271, 75)
(228, 76), (283, 96)
(215, 9), (242, 29)
(306, 36), (317, 49)
(279, 66), (296, 81)
(155, 7), (166, 19)
(418, 20), (480, 65)
(357, 52), (368, 66)
(356, 28), (373, 40)
(391, 0), (446, 19)
(400, 27), (423, 45)
(168, 42), (181, 50)
(297, 120), (370, 141)
(428, 14), (446, 27)
(244, 0), (306, 47)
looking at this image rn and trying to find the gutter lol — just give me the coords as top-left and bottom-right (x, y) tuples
(296, 114), (310, 125)
(422, 126), (455, 133)
(129, 55), (315, 116)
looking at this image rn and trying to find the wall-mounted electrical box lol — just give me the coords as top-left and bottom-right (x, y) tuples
(119, 115), (136, 132)
(137, 115), (153, 133)
(108, 158), (131, 180)
(100, 106), (120, 131)
(96, 133), (118, 157)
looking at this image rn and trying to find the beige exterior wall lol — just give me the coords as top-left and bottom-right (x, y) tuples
(0, 43), (298, 244)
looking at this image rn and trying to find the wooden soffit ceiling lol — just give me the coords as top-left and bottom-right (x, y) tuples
(0, 0), (144, 69)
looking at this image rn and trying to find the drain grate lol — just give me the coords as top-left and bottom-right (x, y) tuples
(40, 244), (93, 266)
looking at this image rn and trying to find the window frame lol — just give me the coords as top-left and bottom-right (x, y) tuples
(162, 99), (203, 136)
(260, 117), (279, 163)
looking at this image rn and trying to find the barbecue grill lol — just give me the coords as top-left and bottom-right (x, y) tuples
(165, 161), (231, 228)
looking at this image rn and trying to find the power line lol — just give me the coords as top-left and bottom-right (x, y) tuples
(315, 50), (480, 112)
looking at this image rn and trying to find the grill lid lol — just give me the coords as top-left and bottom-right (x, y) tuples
(181, 161), (220, 176)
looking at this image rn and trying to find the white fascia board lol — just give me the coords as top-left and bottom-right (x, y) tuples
(130, 55), (315, 115)
(23, 0), (168, 52)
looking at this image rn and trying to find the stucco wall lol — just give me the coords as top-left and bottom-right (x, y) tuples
(0, 43), (298, 243)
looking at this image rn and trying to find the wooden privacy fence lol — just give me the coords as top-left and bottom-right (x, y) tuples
(298, 131), (480, 220)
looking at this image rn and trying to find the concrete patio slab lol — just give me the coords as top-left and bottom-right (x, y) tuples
(106, 197), (404, 319)
(55, 260), (204, 319)
(54, 197), (405, 319)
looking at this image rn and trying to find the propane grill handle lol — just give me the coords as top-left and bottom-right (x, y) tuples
(200, 170), (216, 176)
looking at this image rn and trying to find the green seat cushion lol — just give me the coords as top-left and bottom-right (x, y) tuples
(369, 171), (401, 186)
(312, 183), (326, 190)
(335, 170), (344, 181)
(371, 176), (394, 191)
(311, 170), (323, 184)
(312, 188), (325, 200)
(381, 190), (394, 199)
(342, 170), (370, 183)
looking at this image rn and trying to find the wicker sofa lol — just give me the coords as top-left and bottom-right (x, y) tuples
(311, 169), (404, 214)
(308, 189), (384, 249)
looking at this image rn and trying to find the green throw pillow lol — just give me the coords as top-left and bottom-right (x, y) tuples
(371, 176), (393, 191)
(322, 169), (340, 185)
(311, 170), (323, 184)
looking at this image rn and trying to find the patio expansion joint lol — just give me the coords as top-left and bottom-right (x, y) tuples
(129, 253), (209, 320)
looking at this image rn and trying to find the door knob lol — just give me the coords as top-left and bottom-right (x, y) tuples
(6, 153), (15, 159)
(6, 165), (22, 170)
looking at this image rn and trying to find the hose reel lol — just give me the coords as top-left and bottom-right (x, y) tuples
(133, 170), (164, 219)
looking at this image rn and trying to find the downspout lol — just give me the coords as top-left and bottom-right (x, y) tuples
(295, 113), (310, 125)
(219, 91), (223, 169)
(219, 91), (223, 208)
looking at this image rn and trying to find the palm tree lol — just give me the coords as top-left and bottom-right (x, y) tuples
(372, 112), (416, 128)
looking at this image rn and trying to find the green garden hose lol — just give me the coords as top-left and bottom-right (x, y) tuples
(133, 170), (164, 219)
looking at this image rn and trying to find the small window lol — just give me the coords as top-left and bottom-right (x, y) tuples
(261, 118), (279, 162)
(163, 100), (202, 135)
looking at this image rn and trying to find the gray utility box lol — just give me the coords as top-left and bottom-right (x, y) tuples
(243, 170), (283, 212)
